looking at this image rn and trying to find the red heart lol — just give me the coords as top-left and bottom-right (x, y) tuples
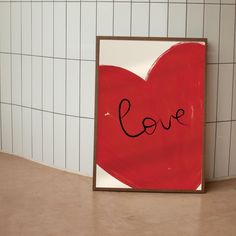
(96, 43), (205, 190)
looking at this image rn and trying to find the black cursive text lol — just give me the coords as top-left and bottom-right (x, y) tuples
(118, 98), (186, 138)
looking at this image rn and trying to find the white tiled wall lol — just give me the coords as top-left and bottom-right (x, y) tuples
(0, 1), (236, 180)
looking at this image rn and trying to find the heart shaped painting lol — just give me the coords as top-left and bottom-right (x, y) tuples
(94, 37), (206, 192)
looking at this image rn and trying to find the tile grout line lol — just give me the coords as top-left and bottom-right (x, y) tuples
(112, 0), (114, 36)
(213, 0), (222, 179)
(228, 2), (236, 176)
(205, 119), (236, 124)
(130, 0), (132, 36)
(31, 0), (33, 161)
(0, 53), (2, 150)
(185, 0), (187, 38)
(148, 0), (150, 37)
(0, 101), (93, 118)
(1, 1), (236, 5)
(2, 1), (235, 4)
(10, 0), (13, 153)
(94, 0), (98, 175)
(0, 1), (5, 151)
(203, 0), (206, 178)
(167, 0), (169, 37)
(78, 0), (82, 171)
(41, 0), (43, 162)
(202, 0), (205, 37)
(21, 0), (23, 156)
(65, 0), (67, 169)
(0, 51), (95, 62)
(53, 0), (55, 165)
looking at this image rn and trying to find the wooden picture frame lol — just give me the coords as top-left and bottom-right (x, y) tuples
(93, 37), (207, 193)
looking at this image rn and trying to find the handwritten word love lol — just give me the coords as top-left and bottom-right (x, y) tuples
(118, 98), (186, 138)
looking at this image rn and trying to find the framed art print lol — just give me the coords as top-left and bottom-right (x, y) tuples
(93, 37), (207, 193)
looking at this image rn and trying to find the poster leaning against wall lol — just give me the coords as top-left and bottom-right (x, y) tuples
(93, 37), (207, 193)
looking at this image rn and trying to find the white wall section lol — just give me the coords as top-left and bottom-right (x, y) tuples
(0, 0), (235, 181)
